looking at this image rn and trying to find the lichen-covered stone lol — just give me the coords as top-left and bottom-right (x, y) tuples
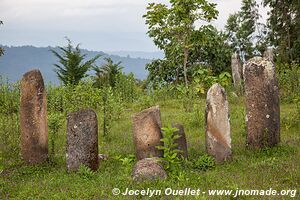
(132, 106), (163, 160)
(243, 57), (280, 149)
(231, 52), (243, 87)
(66, 109), (99, 172)
(132, 157), (167, 182)
(172, 123), (188, 159)
(20, 69), (48, 164)
(205, 83), (231, 163)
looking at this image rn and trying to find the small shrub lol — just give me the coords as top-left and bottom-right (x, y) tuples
(156, 126), (183, 173)
(77, 165), (95, 180)
(193, 154), (215, 171)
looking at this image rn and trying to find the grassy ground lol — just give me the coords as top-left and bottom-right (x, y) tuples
(1, 96), (299, 199)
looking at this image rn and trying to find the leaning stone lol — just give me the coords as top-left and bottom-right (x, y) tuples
(205, 83), (231, 163)
(231, 52), (243, 88)
(132, 106), (163, 160)
(172, 123), (188, 159)
(20, 69), (48, 164)
(263, 48), (274, 62)
(243, 57), (280, 149)
(66, 109), (99, 172)
(132, 157), (167, 182)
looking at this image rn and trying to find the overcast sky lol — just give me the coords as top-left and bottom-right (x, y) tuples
(0, 0), (268, 52)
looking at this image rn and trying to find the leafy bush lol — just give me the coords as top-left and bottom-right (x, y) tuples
(193, 154), (215, 171)
(77, 165), (95, 180)
(277, 62), (300, 103)
(156, 126), (183, 173)
(0, 77), (20, 115)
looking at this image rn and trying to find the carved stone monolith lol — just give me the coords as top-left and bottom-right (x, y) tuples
(66, 109), (99, 172)
(231, 52), (243, 88)
(132, 106), (163, 160)
(132, 157), (167, 182)
(263, 48), (274, 62)
(172, 123), (188, 159)
(205, 83), (231, 163)
(243, 57), (280, 149)
(20, 69), (48, 164)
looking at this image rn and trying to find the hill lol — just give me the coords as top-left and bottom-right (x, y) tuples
(0, 46), (153, 83)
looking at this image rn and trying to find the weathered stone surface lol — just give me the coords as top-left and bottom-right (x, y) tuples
(20, 69), (48, 164)
(66, 109), (99, 172)
(172, 123), (188, 159)
(132, 157), (167, 182)
(231, 52), (243, 87)
(243, 57), (280, 149)
(132, 106), (163, 160)
(205, 83), (231, 163)
(263, 48), (274, 62)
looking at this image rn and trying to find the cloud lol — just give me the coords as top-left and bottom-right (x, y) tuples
(0, 0), (268, 51)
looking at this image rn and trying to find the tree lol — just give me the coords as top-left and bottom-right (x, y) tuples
(0, 20), (4, 57)
(92, 57), (123, 88)
(225, 0), (266, 62)
(144, 0), (218, 87)
(146, 25), (232, 85)
(51, 38), (100, 85)
(263, 0), (300, 63)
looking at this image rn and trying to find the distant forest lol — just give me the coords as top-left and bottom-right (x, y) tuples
(0, 46), (153, 83)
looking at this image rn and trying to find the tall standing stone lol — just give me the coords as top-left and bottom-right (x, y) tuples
(132, 106), (163, 160)
(243, 57), (280, 149)
(20, 69), (48, 164)
(66, 109), (99, 172)
(205, 83), (231, 163)
(231, 52), (243, 88)
(263, 48), (274, 62)
(172, 123), (188, 159)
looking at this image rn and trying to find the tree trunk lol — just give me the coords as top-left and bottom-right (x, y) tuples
(183, 48), (189, 88)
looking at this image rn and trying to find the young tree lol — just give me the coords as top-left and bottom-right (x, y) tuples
(263, 0), (300, 63)
(144, 0), (218, 87)
(51, 38), (100, 85)
(92, 57), (123, 88)
(225, 0), (264, 62)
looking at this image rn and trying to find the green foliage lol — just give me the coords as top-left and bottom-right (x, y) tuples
(101, 87), (124, 136)
(263, 0), (300, 63)
(156, 126), (183, 173)
(77, 165), (95, 180)
(0, 77), (19, 115)
(192, 68), (232, 95)
(114, 154), (135, 172)
(48, 113), (64, 159)
(193, 154), (215, 171)
(51, 38), (101, 85)
(191, 25), (232, 74)
(144, 0), (218, 87)
(225, 0), (266, 61)
(277, 62), (300, 103)
(92, 57), (123, 88)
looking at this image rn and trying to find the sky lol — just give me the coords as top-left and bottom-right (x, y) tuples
(0, 0), (268, 52)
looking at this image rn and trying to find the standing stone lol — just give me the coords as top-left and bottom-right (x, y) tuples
(172, 123), (188, 159)
(20, 69), (48, 164)
(132, 106), (163, 160)
(132, 157), (167, 182)
(263, 48), (274, 62)
(243, 57), (280, 149)
(205, 83), (231, 163)
(231, 52), (243, 87)
(66, 109), (99, 172)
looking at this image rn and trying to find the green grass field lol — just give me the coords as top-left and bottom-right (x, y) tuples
(1, 96), (299, 199)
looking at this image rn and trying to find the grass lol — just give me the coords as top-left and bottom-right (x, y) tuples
(1, 96), (299, 199)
